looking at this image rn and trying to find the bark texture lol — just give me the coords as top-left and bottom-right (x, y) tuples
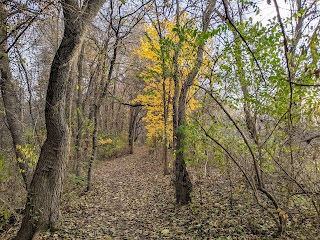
(14, 1), (106, 239)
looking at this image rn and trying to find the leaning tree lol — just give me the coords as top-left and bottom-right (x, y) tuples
(14, 1), (106, 239)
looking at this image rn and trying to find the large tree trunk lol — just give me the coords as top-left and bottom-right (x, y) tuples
(14, 1), (105, 239)
(0, 3), (31, 189)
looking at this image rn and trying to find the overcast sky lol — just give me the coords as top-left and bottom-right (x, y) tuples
(248, 0), (291, 25)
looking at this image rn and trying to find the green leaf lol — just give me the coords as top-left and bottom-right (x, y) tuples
(0, 154), (3, 170)
(0, 51), (8, 58)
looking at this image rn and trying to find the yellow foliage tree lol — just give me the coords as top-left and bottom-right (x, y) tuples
(134, 17), (205, 145)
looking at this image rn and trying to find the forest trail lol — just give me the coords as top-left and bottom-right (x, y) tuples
(2, 146), (318, 239)
(45, 146), (179, 239)
(36, 146), (271, 240)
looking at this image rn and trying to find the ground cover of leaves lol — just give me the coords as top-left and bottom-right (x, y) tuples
(3, 146), (320, 239)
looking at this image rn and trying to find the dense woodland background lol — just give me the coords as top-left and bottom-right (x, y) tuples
(0, 0), (320, 239)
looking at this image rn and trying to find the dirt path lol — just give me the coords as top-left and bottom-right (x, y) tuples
(51, 146), (180, 239)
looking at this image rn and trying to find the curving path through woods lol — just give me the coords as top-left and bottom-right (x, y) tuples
(43, 146), (182, 239)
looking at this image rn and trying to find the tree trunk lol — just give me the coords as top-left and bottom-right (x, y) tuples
(87, 104), (98, 192)
(14, 1), (105, 239)
(86, 22), (120, 190)
(75, 44), (85, 177)
(66, 61), (77, 171)
(65, 62), (76, 125)
(110, 81), (116, 130)
(175, 85), (193, 205)
(173, 0), (215, 205)
(172, 0), (181, 148)
(163, 80), (170, 175)
(0, 3), (31, 190)
(128, 106), (140, 154)
(172, 49), (180, 149)
(17, 49), (40, 144)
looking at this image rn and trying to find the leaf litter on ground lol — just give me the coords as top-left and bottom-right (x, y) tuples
(2, 146), (319, 239)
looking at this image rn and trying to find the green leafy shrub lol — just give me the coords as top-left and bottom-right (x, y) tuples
(68, 173), (85, 185)
(97, 133), (128, 159)
(16, 144), (38, 168)
(0, 203), (15, 233)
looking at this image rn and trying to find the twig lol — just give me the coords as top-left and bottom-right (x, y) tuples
(221, 0), (267, 85)
(303, 134), (320, 144)
(0, 2), (53, 59)
(197, 84), (262, 186)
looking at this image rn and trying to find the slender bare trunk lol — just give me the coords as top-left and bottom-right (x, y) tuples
(163, 80), (170, 175)
(111, 82), (116, 129)
(75, 45), (85, 176)
(87, 104), (98, 191)
(172, 0), (180, 148)
(66, 62), (76, 125)
(0, 3), (31, 190)
(85, 18), (121, 190)
(128, 106), (140, 154)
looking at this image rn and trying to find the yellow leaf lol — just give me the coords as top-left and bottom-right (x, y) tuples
(98, 138), (113, 145)
(161, 229), (170, 235)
